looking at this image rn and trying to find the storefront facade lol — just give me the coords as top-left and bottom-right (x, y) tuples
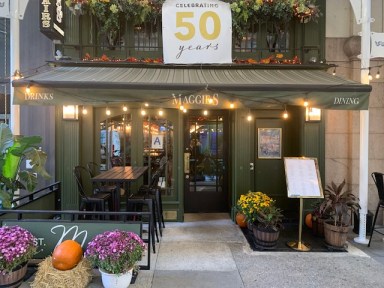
(10, 0), (383, 223)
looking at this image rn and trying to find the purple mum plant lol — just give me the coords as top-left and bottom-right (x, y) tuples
(85, 229), (146, 274)
(0, 225), (37, 274)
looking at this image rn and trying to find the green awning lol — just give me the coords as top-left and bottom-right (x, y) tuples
(12, 64), (371, 110)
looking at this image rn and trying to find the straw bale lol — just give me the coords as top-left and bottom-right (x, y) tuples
(30, 257), (92, 288)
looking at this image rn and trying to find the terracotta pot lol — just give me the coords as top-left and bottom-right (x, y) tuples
(324, 220), (350, 248)
(0, 262), (28, 288)
(252, 225), (280, 249)
(235, 213), (247, 228)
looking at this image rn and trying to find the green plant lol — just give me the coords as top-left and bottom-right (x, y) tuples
(254, 204), (284, 231)
(228, 0), (322, 40)
(319, 180), (360, 227)
(0, 124), (50, 209)
(311, 198), (329, 221)
(235, 191), (273, 223)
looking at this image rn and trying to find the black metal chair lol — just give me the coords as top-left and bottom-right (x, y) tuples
(368, 172), (384, 247)
(73, 165), (112, 219)
(87, 161), (119, 211)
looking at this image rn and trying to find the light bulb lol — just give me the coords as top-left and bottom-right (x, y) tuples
(123, 105), (128, 112)
(106, 108), (111, 116)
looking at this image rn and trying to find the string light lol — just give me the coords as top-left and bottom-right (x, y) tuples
(376, 69), (380, 79)
(106, 107), (111, 116)
(183, 108), (187, 113)
(368, 68), (372, 81)
(247, 114), (252, 121)
(203, 110), (208, 116)
(141, 109), (146, 116)
(332, 67), (336, 76)
(303, 99), (309, 107)
(123, 105), (128, 112)
(82, 106), (87, 115)
(229, 103), (235, 109)
(283, 105), (289, 119)
(158, 109), (164, 116)
(179, 105), (185, 111)
(144, 103), (149, 107)
(25, 84), (30, 93)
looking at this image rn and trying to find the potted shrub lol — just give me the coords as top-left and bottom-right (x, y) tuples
(310, 199), (330, 237)
(85, 229), (146, 288)
(252, 203), (284, 249)
(0, 225), (37, 286)
(0, 123), (50, 209)
(320, 180), (360, 248)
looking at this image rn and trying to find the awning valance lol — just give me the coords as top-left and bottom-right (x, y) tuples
(12, 64), (372, 110)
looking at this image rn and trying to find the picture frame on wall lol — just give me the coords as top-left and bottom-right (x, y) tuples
(258, 128), (282, 159)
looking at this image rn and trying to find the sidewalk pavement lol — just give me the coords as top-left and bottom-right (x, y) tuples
(23, 213), (384, 288)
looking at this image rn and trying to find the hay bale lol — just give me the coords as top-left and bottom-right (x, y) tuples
(30, 257), (93, 288)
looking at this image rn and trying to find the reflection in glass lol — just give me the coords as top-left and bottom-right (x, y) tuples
(100, 114), (132, 170)
(143, 115), (174, 196)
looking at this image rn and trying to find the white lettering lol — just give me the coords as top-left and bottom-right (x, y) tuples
(333, 97), (360, 105)
(51, 225), (88, 248)
(171, 93), (219, 106)
(24, 92), (54, 100)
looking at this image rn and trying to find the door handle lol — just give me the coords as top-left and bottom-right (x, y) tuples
(184, 152), (190, 173)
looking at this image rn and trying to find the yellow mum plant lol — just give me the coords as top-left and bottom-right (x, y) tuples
(236, 191), (273, 223)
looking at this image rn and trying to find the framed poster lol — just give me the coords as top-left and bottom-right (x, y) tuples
(284, 157), (323, 198)
(258, 128), (282, 159)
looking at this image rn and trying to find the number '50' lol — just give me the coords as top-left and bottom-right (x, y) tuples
(175, 11), (221, 41)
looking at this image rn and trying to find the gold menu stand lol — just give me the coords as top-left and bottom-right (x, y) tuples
(284, 157), (324, 252)
(286, 198), (311, 251)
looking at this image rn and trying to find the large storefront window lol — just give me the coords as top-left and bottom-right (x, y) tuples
(100, 114), (132, 170)
(143, 114), (174, 196)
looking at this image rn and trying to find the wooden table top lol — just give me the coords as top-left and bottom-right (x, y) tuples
(92, 166), (148, 182)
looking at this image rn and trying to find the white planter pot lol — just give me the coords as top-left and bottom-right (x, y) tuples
(99, 268), (133, 288)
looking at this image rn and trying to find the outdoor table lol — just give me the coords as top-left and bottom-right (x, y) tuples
(91, 166), (148, 213)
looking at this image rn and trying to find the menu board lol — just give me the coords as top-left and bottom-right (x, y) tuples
(284, 157), (323, 198)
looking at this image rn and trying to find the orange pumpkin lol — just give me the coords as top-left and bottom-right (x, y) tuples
(52, 240), (83, 271)
(236, 213), (248, 228)
(305, 213), (313, 229)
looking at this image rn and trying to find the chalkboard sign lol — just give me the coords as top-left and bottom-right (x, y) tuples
(284, 157), (323, 198)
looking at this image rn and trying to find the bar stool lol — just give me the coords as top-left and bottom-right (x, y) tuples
(137, 170), (165, 236)
(126, 197), (157, 253)
(368, 172), (384, 247)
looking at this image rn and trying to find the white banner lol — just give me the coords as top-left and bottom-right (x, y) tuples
(349, 0), (361, 23)
(162, 0), (232, 64)
(0, 0), (10, 18)
(371, 32), (384, 58)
